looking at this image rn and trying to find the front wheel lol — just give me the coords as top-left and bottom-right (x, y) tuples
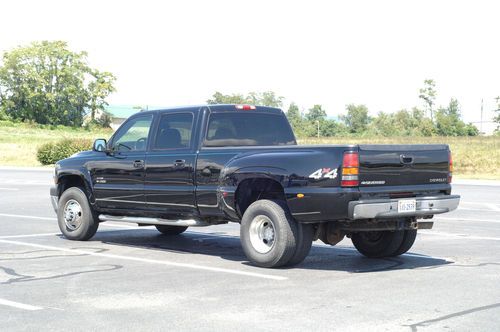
(57, 187), (99, 241)
(240, 200), (300, 268)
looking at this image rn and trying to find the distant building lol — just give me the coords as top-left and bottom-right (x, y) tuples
(103, 105), (141, 130)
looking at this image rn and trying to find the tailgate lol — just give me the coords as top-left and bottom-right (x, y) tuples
(358, 144), (450, 187)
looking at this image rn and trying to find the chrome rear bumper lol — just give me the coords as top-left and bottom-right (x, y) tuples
(348, 195), (460, 220)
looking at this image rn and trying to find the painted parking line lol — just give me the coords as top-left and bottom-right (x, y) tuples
(434, 216), (500, 224)
(419, 230), (500, 241)
(460, 201), (500, 211)
(484, 203), (500, 212)
(0, 298), (43, 311)
(0, 179), (50, 186)
(0, 187), (19, 191)
(0, 239), (287, 281)
(0, 213), (55, 221)
(0, 233), (60, 239)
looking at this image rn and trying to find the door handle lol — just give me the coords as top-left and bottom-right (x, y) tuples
(201, 167), (212, 176)
(174, 159), (185, 167)
(400, 155), (414, 165)
(133, 160), (145, 168)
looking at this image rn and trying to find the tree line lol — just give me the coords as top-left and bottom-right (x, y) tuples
(0, 41), (115, 127)
(207, 81), (480, 137)
(0, 41), (496, 134)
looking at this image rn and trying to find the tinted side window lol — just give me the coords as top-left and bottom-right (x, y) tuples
(204, 113), (296, 147)
(112, 115), (153, 152)
(154, 113), (194, 149)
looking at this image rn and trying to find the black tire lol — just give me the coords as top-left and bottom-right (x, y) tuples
(285, 223), (314, 266)
(240, 200), (298, 268)
(57, 187), (99, 241)
(155, 225), (188, 235)
(391, 229), (417, 256)
(351, 230), (405, 258)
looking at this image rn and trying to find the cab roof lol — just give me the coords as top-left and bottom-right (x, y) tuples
(142, 104), (284, 115)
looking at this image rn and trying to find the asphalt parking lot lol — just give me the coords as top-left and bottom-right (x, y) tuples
(0, 168), (499, 331)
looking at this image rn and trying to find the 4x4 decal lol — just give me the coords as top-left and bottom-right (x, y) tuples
(309, 167), (338, 180)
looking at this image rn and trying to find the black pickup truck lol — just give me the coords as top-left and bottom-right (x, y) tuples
(50, 104), (460, 267)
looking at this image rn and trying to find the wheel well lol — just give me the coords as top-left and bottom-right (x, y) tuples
(58, 175), (86, 197)
(235, 178), (286, 217)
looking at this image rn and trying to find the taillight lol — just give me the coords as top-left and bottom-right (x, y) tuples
(341, 151), (359, 187)
(235, 104), (256, 110)
(448, 151), (453, 183)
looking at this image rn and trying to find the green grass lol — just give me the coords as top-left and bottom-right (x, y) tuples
(1, 121), (498, 179)
(0, 121), (112, 166)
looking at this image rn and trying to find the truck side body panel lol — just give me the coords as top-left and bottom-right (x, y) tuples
(52, 104), (457, 226)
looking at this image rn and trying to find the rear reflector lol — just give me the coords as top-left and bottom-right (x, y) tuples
(341, 151), (359, 187)
(235, 104), (256, 110)
(341, 180), (359, 187)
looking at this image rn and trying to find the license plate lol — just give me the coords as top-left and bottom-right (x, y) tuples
(398, 199), (416, 213)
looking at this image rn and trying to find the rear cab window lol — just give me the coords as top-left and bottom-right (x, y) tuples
(204, 112), (296, 147)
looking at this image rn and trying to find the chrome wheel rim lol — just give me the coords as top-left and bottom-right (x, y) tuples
(63, 199), (83, 231)
(249, 215), (276, 254)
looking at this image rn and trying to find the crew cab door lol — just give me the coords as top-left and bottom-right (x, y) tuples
(144, 111), (199, 217)
(89, 114), (154, 210)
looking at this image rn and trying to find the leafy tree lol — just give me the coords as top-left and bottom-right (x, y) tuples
(0, 41), (115, 127)
(419, 79), (437, 121)
(87, 70), (116, 121)
(464, 123), (479, 136)
(207, 92), (249, 105)
(286, 102), (302, 130)
(320, 119), (349, 137)
(368, 111), (396, 136)
(306, 104), (327, 122)
(247, 91), (284, 108)
(435, 98), (478, 136)
(207, 91), (284, 107)
(411, 108), (435, 136)
(341, 104), (370, 134)
(495, 96), (500, 131)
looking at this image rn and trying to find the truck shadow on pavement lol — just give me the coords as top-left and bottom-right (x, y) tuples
(92, 229), (452, 273)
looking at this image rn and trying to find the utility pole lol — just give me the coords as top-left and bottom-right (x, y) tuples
(317, 120), (320, 138)
(480, 98), (484, 134)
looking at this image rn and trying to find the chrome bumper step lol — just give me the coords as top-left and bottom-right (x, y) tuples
(98, 215), (209, 227)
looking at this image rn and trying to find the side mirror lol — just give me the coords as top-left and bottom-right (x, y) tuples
(93, 139), (108, 152)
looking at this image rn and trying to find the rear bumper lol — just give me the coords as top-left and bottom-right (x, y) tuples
(50, 186), (58, 212)
(348, 195), (460, 220)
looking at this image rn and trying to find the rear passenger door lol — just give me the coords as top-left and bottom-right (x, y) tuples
(144, 111), (199, 217)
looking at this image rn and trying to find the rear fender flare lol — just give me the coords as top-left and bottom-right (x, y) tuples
(219, 166), (290, 220)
